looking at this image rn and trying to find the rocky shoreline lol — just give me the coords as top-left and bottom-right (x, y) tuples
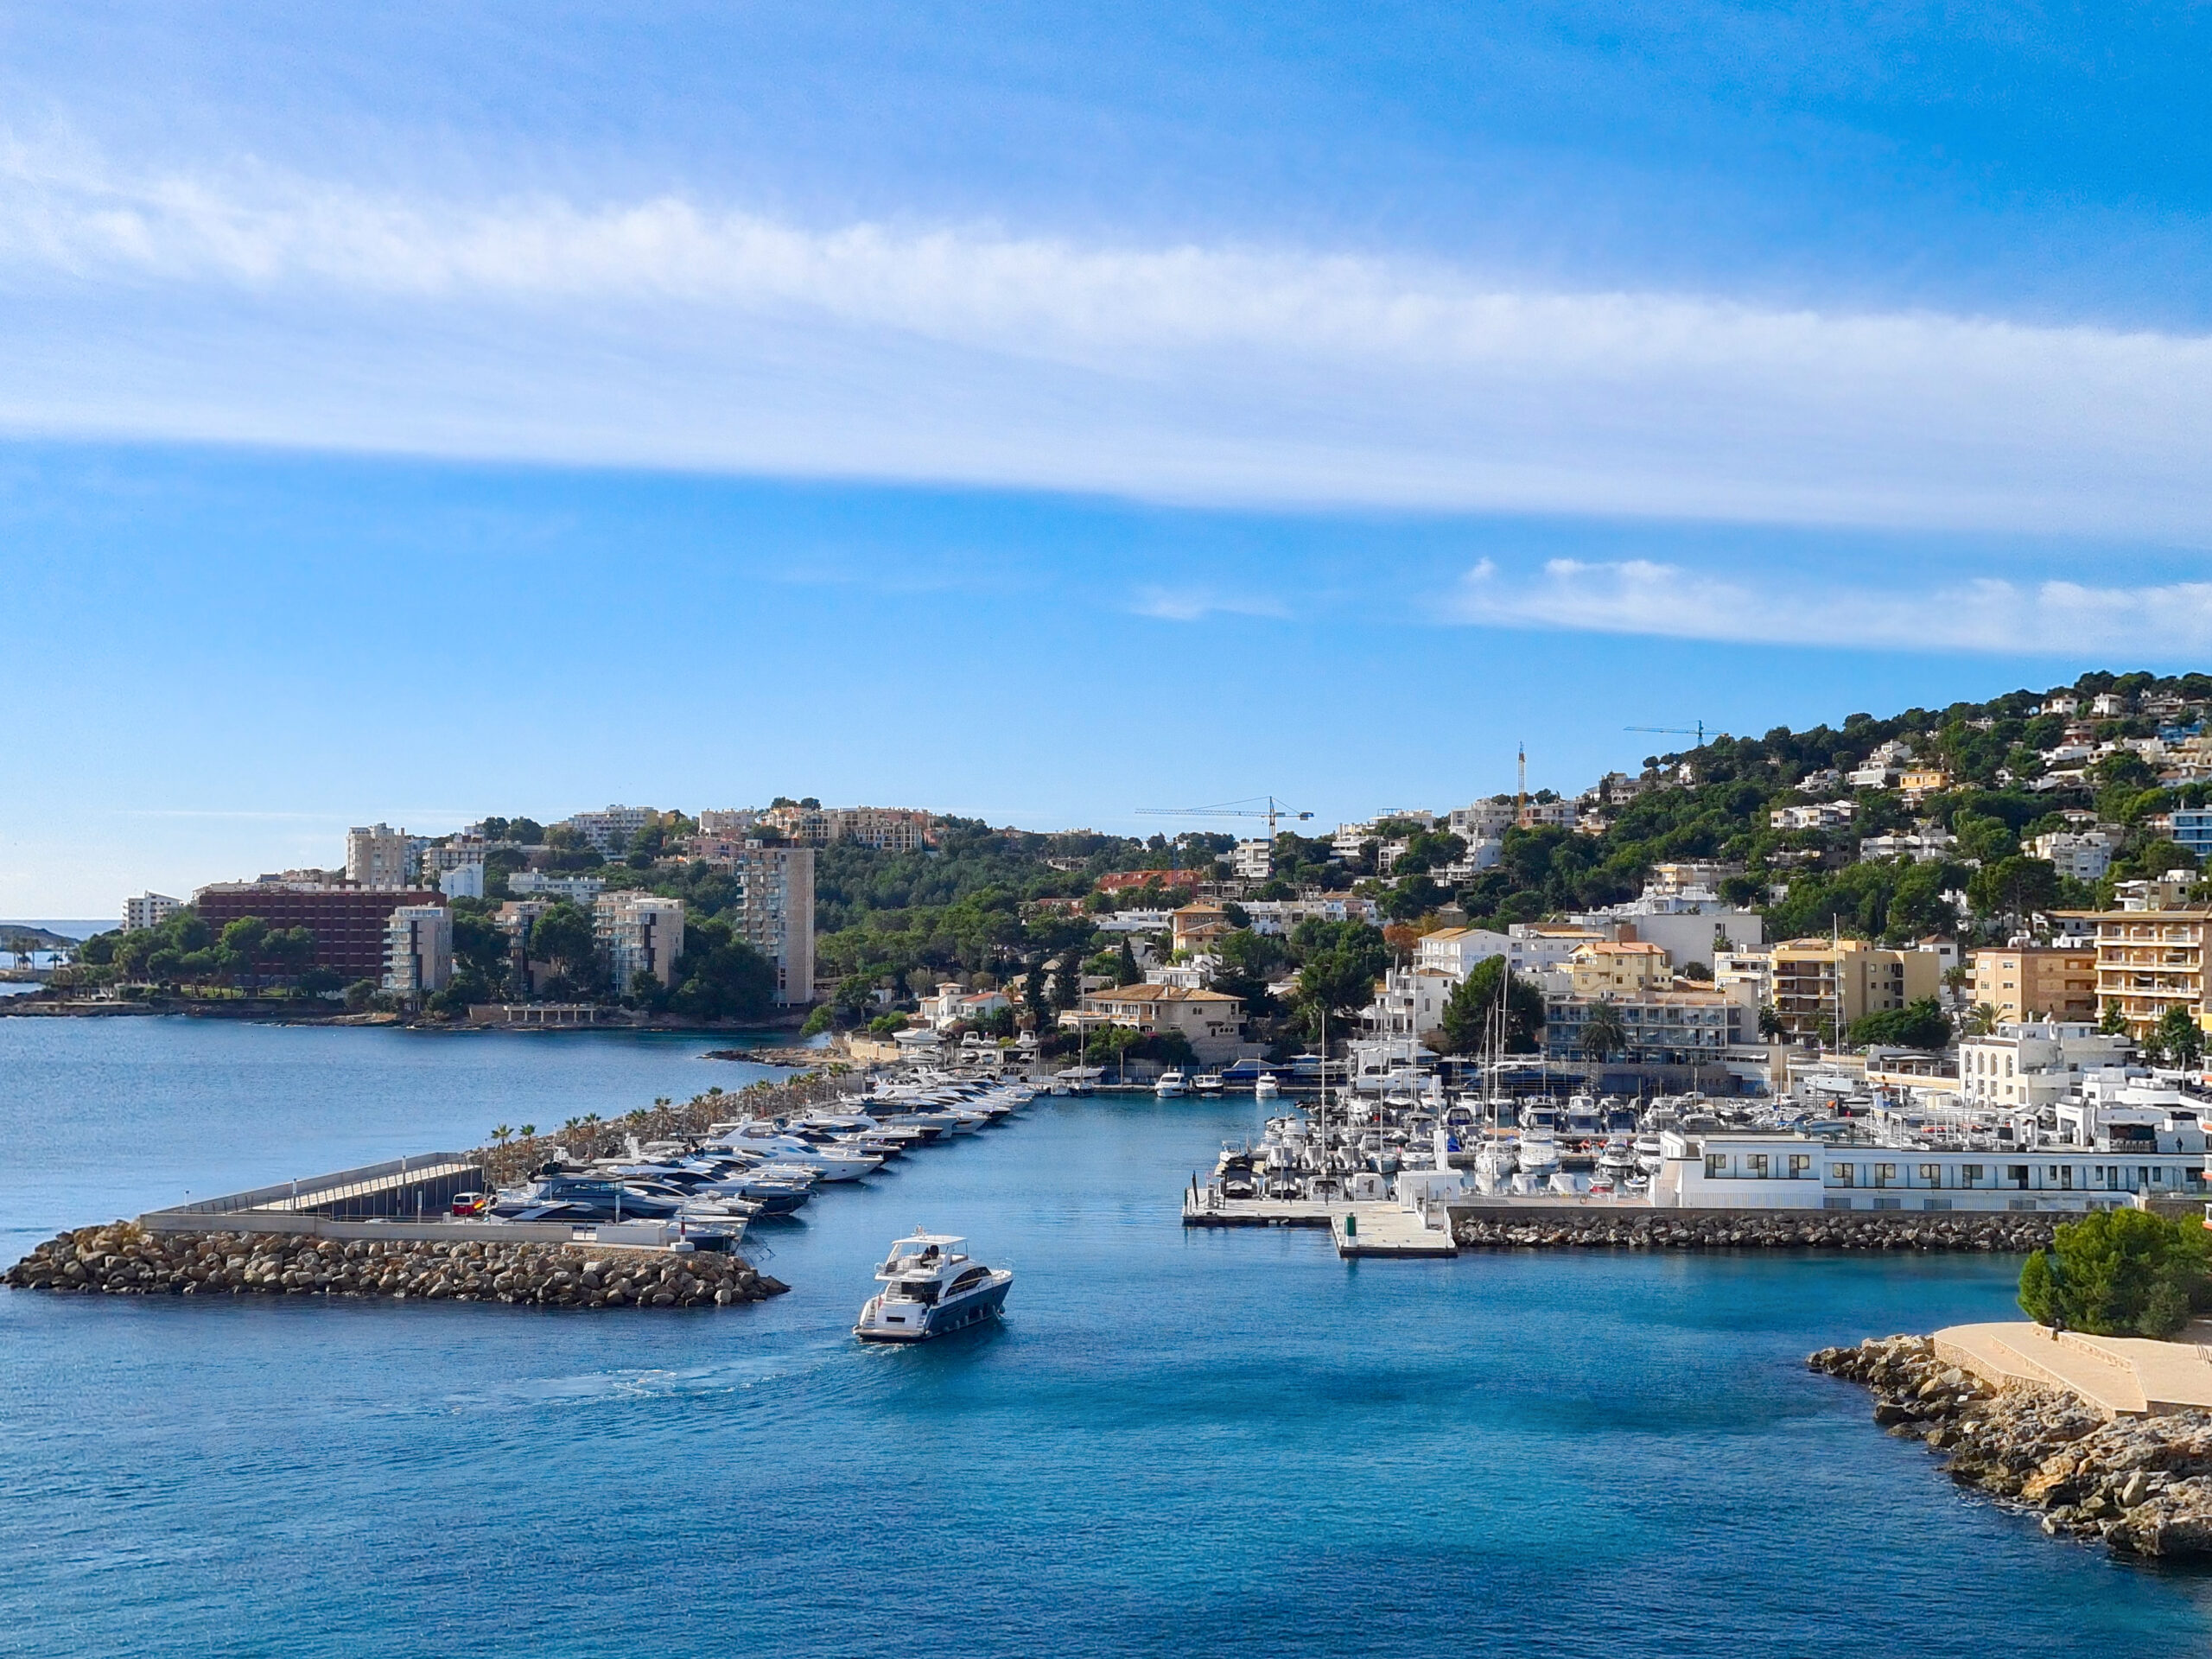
(1811, 1334), (2212, 1560)
(3, 1222), (789, 1309)
(1451, 1210), (2056, 1251)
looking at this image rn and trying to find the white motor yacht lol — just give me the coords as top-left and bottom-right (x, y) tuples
(1154, 1070), (1188, 1097)
(853, 1231), (1014, 1344)
(705, 1122), (881, 1181)
(1254, 1073), (1280, 1101)
(1192, 1071), (1224, 1094)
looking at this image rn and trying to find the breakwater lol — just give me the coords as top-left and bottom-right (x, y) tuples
(1449, 1208), (2056, 1251)
(4, 1221), (788, 1308)
(1811, 1334), (2212, 1560)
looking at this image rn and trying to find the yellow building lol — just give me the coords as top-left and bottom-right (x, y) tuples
(1897, 767), (1953, 803)
(1768, 938), (1943, 1041)
(1567, 940), (1673, 998)
(2073, 909), (2212, 1038)
(1171, 902), (1230, 957)
(1967, 946), (2097, 1024)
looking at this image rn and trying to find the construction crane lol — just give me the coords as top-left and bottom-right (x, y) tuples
(1134, 796), (1314, 840)
(1625, 721), (1710, 748)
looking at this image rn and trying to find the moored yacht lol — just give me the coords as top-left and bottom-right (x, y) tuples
(1154, 1070), (1188, 1097)
(853, 1231), (1014, 1343)
(1254, 1073), (1281, 1101)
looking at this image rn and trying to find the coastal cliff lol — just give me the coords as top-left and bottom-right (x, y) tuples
(4, 1222), (788, 1309)
(1811, 1335), (2212, 1560)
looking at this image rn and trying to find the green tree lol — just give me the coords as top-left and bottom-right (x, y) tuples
(2101, 1001), (2131, 1037)
(217, 916), (271, 991)
(1209, 927), (1292, 1018)
(2155, 1006), (2205, 1070)
(1580, 998), (1630, 1062)
(1436, 957), (1546, 1055)
(1847, 996), (1951, 1050)
(526, 901), (601, 985)
(668, 918), (777, 1021)
(1288, 921), (1391, 1033)
(1115, 938), (1142, 986)
(2018, 1210), (2209, 1338)
(1967, 855), (2059, 927)
(1757, 1003), (1784, 1042)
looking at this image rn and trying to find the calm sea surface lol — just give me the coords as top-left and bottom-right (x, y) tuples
(3, 1019), (2209, 1656)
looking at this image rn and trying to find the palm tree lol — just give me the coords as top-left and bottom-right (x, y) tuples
(1581, 998), (1630, 1063)
(1961, 1002), (2001, 1037)
(518, 1122), (537, 1139)
(492, 1124), (513, 1146)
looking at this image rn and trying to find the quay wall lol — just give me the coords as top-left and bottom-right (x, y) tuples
(4, 1221), (789, 1309)
(1447, 1205), (2056, 1252)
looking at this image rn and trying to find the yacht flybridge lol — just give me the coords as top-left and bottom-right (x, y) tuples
(853, 1230), (1014, 1344)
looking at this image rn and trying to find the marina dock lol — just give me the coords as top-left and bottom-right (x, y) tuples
(1180, 1190), (1458, 1257)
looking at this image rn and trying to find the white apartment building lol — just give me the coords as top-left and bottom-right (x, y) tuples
(696, 808), (761, 837)
(438, 863), (485, 900)
(1449, 800), (1518, 840)
(1957, 1021), (2134, 1111)
(1231, 838), (1273, 880)
(1414, 923), (1606, 983)
(1859, 825), (1957, 863)
(1238, 896), (1381, 935)
(1770, 800), (1858, 830)
(1363, 965), (1459, 1039)
(1567, 896), (1764, 972)
(507, 870), (605, 902)
(346, 823), (418, 889)
(593, 893), (686, 992)
(563, 805), (655, 856)
(2030, 829), (2123, 881)
(382, 905), (453, 997)
(122, 892), (181, 933)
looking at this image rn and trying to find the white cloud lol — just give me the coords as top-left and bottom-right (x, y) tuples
(2, 141), (2211, 537)
(1128, 586), (1291, 622)
(1454, 557), (2212, 655)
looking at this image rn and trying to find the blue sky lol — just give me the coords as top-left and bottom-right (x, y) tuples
(2, 3), (2209, 913)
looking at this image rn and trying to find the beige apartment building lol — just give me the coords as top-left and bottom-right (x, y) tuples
(1768, 937), (1942, 1041)
(2074, 909), (2212, 1039)
(1967, 945), (2097, 1024)
(1567, 940), (1672, 998)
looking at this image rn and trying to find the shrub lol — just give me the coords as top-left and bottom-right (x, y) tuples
(2018, 1209), (2209, 1338)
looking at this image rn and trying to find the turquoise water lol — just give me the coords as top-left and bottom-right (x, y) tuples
(3, 1020), (2209, 1656)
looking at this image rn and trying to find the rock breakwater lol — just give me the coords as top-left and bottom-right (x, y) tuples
(3, 1222), (789, 1309)
(1811, 1334), (2212, 1560)
(1451, 1210), (2055, 1251)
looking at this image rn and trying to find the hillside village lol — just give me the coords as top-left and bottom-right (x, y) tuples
(41, 669), (2212, 1114)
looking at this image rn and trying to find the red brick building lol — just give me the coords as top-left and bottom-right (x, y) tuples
(192, 884), (441, 982)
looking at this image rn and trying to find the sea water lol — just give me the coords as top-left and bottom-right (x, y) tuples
(3, 1020), (2209, 1657)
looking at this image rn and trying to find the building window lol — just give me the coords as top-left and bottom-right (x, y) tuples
(1831, 1163), (1855, 1186)
(1874, 1163), (1896, 1187)
(1961, 1165), (1983, 1186)
(1705, 1154), (1727, 1178)
(1918, 1163), (1941, 1185)
(1745, 1154), (1770, 1179)
(1788, 1154), (1811, 1178)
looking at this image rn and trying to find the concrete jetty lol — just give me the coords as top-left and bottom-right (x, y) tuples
(1179, 1191), (1458, 1258)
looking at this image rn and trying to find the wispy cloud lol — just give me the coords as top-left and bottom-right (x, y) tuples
(1454, 557), (2212, 655)
(1128, 586), (1291, 622)
(2, 142), (2210, 537)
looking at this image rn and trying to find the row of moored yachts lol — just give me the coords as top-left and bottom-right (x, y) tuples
(477, 1077), (1040, 1242)
(1212, 1092), (1765, 1204)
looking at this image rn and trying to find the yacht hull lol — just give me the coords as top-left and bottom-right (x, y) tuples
(854, 1274), (1012, 1343)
